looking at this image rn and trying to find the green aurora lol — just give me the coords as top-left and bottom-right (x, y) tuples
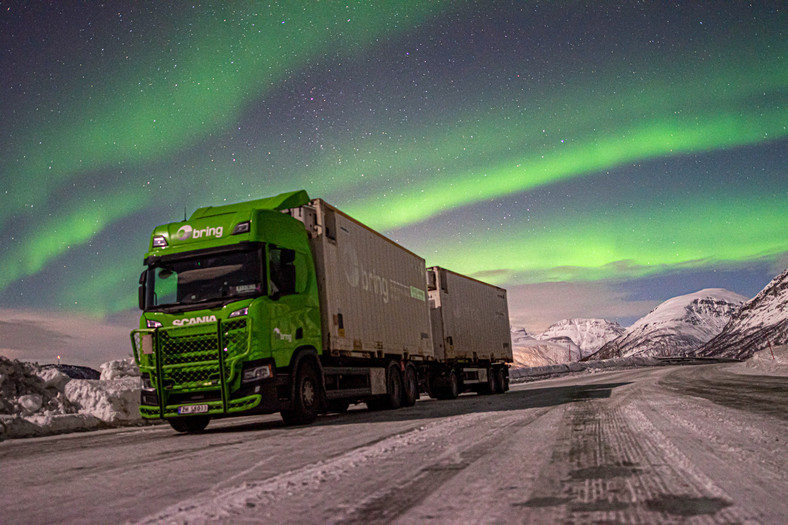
(1, 2), (786, 318)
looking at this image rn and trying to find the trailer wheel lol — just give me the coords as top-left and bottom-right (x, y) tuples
(478, 367), (496, 395)
(401, 363), (419, 407)
(498, 367), (508, 393)
(281, 361), (321, 426)
(168, 416), (210, 433)
(436, 370), (460, 400)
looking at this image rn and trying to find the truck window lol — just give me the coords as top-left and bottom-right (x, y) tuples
(146, 247), (264, 309)
(294, 251), (308, 293)
(269, 247), (296, 296)
(153, 268), (178, 306)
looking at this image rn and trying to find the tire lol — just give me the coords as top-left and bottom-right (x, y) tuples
(478, 367), (496, 395)
(168, 415), (210, 433)
(401, 363), (419, 407)
(498, 367), (508, 393)
(366, 361), (403, 410)
(436, 370), (460, 400)
(491, 367), (501, 394)
(281, 361), (322, 426)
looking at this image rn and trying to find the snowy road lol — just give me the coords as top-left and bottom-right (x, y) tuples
(2, 364), (786, 524)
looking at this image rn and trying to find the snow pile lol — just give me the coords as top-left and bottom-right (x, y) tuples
(588, 289), (746, 360)
(0, 356), (146, 440)
(509, 355), (662, 382)
(100, 356), (141, 380)
(536, 318), (625, 358)
(732, 345), (788, 376)
(64, 376), (141, 423)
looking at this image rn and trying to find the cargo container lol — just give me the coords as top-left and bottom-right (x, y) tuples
(425, 266), (512, 398)
(131, 190), (432, 432)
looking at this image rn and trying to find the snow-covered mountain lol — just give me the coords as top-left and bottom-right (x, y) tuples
(587, 289), (747, 360)
(511, 327), (581, 367)
(696, 269), (788, 360)
(536, 318), (625, 358)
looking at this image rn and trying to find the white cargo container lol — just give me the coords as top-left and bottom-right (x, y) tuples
(292, 199), (434, 360)
(426, 266), (512, 397)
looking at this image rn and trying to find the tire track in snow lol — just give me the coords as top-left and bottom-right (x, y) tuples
(519, 384), (759, 523)
(131, 411), (517, 524)
(338, 406), (557, 524)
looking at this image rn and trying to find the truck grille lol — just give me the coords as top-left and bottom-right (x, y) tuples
(132, 318), (250, 396)
(161, 319), (248, 389)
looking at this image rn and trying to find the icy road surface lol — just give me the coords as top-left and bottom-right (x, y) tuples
(1, 364), (786, 524)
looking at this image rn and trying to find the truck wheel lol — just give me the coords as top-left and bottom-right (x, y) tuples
(436, 370), (460, 400)
(168, 416), (210, 433)
(491, 367), (502, 394)
(478, 367), (496, 395)
(497, 367), (508, 393)
(366, 361), (403, 410)
(281, 362), (321, 425)
(401, 363), (419, 407)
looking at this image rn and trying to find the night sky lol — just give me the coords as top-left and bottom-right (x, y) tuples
(1, 2), (786, 367)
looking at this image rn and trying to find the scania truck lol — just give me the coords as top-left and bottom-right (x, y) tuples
(131, 190), (435, 432)
(131, 190), (511, 432)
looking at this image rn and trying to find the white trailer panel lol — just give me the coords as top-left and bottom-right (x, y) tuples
(294, 199), (434, 359)
(427, 267), (512, 363)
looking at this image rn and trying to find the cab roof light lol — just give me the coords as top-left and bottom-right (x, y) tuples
(232, 221), (251, 235)
(152, 235), (168, 248)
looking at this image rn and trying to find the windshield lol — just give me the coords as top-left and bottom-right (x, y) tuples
(146, 247), (264, 310)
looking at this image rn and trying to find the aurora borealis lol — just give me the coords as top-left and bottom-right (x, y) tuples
(1, 2), (786, 366)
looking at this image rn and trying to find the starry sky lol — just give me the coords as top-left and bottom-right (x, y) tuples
(1, 2), (786, 367)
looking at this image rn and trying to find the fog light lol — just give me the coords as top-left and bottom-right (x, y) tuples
(140, 373), (154, 390)
(242, 364), (272, 382)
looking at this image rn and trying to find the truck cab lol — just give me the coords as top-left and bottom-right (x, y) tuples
(131, 190), (323, 432)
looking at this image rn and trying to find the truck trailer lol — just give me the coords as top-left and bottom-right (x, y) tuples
(425, 266), (512, 399)
(131, 190), (511, 432)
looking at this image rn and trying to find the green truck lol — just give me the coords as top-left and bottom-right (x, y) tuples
(131, 190), (511, 432)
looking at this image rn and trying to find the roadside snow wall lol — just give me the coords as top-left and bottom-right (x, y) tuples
(0, 356), (149, 440)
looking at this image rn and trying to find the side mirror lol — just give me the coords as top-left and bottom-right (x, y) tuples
(138, 271), (147, 310)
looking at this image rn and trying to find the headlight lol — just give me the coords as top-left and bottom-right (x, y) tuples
(229, 307), (249, 318)
(152, 235), (168, 248)
(146, 319), (163, 328)
(242, 364), (273, 382)
(232, 221), (251, 235)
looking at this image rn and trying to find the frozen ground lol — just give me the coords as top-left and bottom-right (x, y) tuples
(0, 356), (785, 524)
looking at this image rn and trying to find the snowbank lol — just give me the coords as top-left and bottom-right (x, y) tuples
(509, 356), (662, 382)
(0, 356), (150, 440)
(729, 345), (788, 377)
(100, 356), (141, 380)
(510, 346), (788, 383)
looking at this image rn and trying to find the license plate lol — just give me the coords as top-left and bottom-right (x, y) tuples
(178, 404), (209, 415)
